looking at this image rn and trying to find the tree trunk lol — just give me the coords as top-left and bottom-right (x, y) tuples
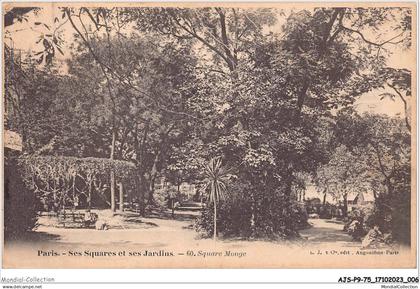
(148, 177), (156, 204)
(373, 188), (378, 201)
(88, 181), (92, 210)
(216, 9), (236, 72)
(118, 182), (124, 212)
(134, 172), (145, 216)
(284, 169), (294, 198)
(171, 199), (175, 219)
(250, 180), (256, 234)
(72, 175), (76, 211)
(110, 128), (116, 212)
(213, 194), (217, 241)
(134, 122), (149, 216)
(139, 173), (147, 215)
(148, 150), (160, 204)
(110, 171), (115, 212)
(343, 193), (348, 217)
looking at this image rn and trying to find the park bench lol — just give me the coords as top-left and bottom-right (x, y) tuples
(175, 201), (206, 211)
(127, 202), (141, 214)
(57, 211), (98, 228)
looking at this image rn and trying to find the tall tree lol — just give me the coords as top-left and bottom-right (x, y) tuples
(65, 28), (199, 211)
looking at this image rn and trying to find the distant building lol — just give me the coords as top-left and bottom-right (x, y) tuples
(347, 191), (375, 212)
(304, 185), (335, 203)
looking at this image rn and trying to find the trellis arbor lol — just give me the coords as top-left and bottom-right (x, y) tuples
(19, 156), (137, 212)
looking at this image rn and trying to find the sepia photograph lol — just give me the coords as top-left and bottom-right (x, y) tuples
(2, 2), (416, 269)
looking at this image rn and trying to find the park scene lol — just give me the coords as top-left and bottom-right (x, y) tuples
(3, 4), (413, 267)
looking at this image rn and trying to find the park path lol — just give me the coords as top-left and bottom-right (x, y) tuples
(31, 209), (200, 248)
(299, 218), (359, 247)
(22, 210), (360, 249)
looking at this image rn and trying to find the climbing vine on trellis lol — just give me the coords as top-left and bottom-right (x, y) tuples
(18, 156), (137, 211)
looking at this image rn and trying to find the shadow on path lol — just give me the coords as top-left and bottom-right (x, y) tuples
(300, 218), (358, 246)
(5, 231), (61, 244)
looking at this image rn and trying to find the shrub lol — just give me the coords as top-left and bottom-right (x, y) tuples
(195, 181), (308, 239)
(4, 153), (39, 240)
(344, 206), (374, 240)
(345, 192), (410, 245)
(195, 194), (252, 238)
(345, 165), (411, 245)
(345, 164), (411, 245)
(390, 192), (411, 245)
(318, 204), (334, 219)
(369, 190), (411, 245)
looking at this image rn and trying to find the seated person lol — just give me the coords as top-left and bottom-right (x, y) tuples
(83, 209), (95, 227)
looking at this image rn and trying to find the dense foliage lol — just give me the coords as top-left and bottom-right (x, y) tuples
(196, 181), (309, 239)
(4, 153), (39, 239)
(4, 6), (412, 241)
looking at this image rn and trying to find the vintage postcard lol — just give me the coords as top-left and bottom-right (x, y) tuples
(2, 2), (417, 269)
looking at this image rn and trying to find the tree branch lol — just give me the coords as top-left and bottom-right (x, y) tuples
(387, 83), (411, 131)
(168, 11), (231, 69)
(339, 18), (405, 48)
